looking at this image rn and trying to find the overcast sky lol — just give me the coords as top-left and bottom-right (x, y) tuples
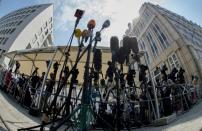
(0, 0), (202, 47)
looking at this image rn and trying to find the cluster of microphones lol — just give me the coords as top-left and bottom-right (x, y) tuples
(110, 35), (140, 65)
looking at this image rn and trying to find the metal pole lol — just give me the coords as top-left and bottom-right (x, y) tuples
(29, 54), (38, 75)
(38, 49), (58, 109)
(9, 54), (17, 70)
(143, 52), (160, 119)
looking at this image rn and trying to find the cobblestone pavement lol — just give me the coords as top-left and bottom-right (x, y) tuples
(1, 90), (202, 131)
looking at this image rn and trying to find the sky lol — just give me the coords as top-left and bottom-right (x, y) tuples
(0, 0), (202, 47)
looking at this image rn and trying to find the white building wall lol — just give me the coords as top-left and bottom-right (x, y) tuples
(8, 4), (53, 51)
(0, 4), (53, 67)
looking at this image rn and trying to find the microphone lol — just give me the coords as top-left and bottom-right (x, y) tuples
(74, 9), (85, 19)
(122, 35), (130, 54)
(102, 20), (110, 29)
(74, 28), (82, 38)
(87, 19), (96, 30)
(129, 36), (139, 54)
(93, 49), (102, 71)
(110, 36), (119, 62)
(80, 29), (88, 46)
(85, 30), (92, 42)
(81, 29), (88, 37)
(81, 29), (91, 43)
(110, 36), (119, 53)
(117, 47), (126, 64)
(129, 36), (140, 62)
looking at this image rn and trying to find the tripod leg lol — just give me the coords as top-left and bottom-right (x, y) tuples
(146, 88), (157, 120)
(75, 87), (83, 105)
(50, 105), (81, 131)
(89, 108), (116, 131)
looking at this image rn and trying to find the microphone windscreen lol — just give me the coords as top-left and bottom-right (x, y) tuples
(123, 35), (130, 54)
(102, 20), (110, 29)
(117, 47), (126, 64)
(110, 36), (119, 53)
(75, 29), (82, 38)
(87, 19), (96, 29)
(129, 36), (139, 53)
(93, 49), (102, 71)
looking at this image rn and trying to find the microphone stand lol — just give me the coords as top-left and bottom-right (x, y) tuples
(50, 27), (115, 131)
(40, 15), (82, 131)
(51, 36), (84, 121)
(18, 20), (114, 131)
(114, 63), (121, 131)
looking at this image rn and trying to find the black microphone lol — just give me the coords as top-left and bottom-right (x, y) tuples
(129, 36), (140, 62)
(74, 9), (85, 19)
(129, 36), (139, 54)
(102, 20), (110, 29)
(122, 35), (130, 54)
(110, 36), (119, 62)
(87, 19), (96, 30)
(93, 49), (102, 71)
(117, 47), (126, 64)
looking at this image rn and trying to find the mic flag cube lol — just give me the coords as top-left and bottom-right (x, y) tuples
(74, 9), (85, 18)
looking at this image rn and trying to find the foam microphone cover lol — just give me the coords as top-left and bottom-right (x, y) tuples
(123, 35), (130, 54)
(110, 36), (119, 62)
(93, 49), (102, 71)
(117, 47), (126, 64)
(110, 36), (119, 53)
(129, 36), (139, 53)
(87, 19), (96, 29)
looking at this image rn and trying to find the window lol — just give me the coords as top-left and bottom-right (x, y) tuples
(45, 29), (48, 35)
(31, 9), (36, 13)
(49, 24), (53, 30)
(154, 24), (169, 47)
(49, 17), (52, 23)
(168, 53), (180, 69)
(17, 21), (23, 25)
(2, 38), (8, 45)
(146, 31), (159, 57)
(10, 28), (16, 34)
(32, 34), (37, 44)
(37, 28), (42, 36)
(198, 50), (202, 58)
(37, 42), (40, 47)
(152, 24), (167, 50)
(26, 43), (31, 49)
(0, 37), (3, 44)
(43, 22), (47, 29)
(42, 41), (48, 47)
(140, 40), (151, 64)
(40, 34), (44, 42)
(2, 50), (6, 55)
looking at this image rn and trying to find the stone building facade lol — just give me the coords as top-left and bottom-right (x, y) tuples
(126, 3), (202, 83)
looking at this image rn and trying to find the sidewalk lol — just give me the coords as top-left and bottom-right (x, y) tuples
(0, 91), (41, 131)
(136, 101), (202, 131)
(1, 90), (202, 131)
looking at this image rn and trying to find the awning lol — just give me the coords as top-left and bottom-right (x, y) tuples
(3, 45), (119, 82)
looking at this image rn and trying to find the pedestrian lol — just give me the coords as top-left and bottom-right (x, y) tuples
(3, 69), (12, 93)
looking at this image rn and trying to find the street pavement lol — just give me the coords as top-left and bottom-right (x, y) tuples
(0, 91), (41, 131)
(1, 90), (202, 131)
